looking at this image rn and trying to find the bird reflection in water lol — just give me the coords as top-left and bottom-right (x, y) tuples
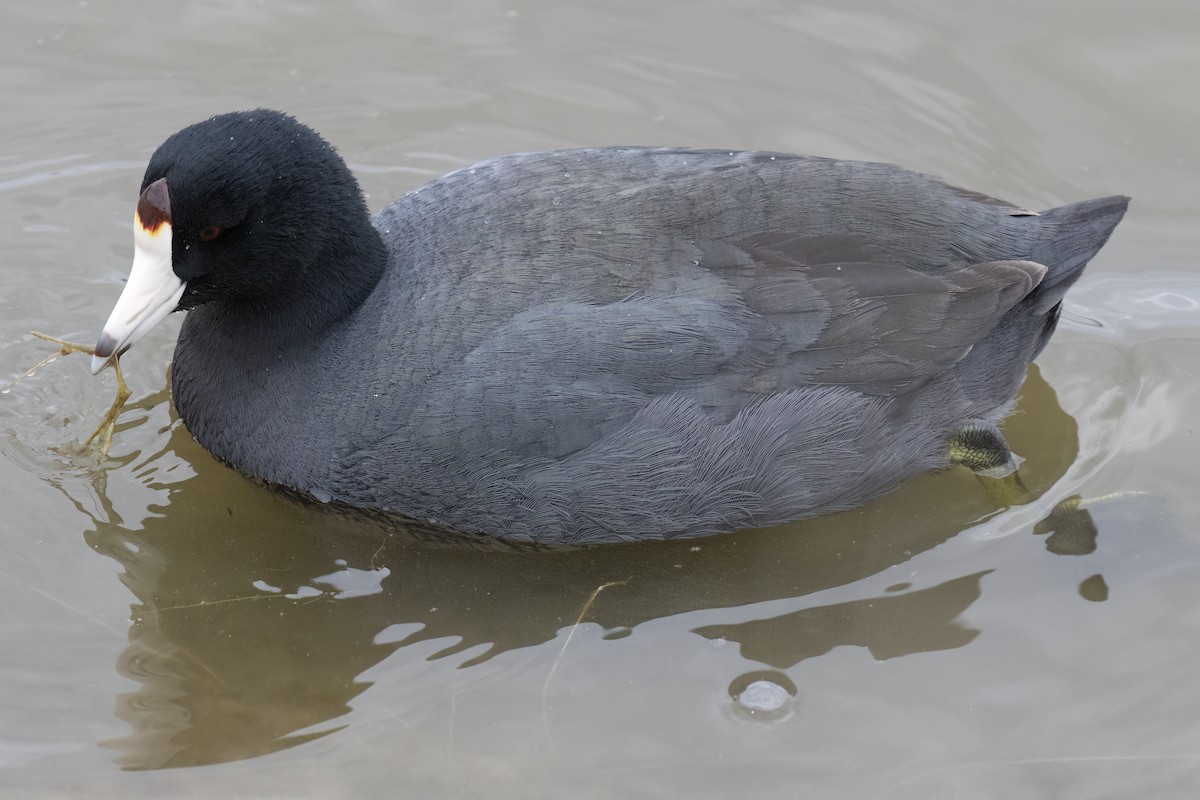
(65, 365), (1107, 770)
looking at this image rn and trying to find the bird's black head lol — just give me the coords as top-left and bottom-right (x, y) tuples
(92, 109), (386, 372)
(144, 109), (372, 308)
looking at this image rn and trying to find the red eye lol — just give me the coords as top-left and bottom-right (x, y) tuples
(198, 225), (223, 241)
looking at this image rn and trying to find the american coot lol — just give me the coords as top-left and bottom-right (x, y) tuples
(91, 110), (1128, 544)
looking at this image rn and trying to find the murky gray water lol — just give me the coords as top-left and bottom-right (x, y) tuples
(2, 1), (1198, 797)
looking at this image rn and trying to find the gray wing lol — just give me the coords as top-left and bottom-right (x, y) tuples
(369, 148), (1052, 463)
(716, 234), (1047, 394)
(411, 233), (1046, 460)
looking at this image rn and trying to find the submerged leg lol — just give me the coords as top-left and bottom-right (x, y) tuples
(30, 331), (131, 456)
(1033, 491), (1147, 555)
(949, 420), (1031, 507)
(950, 419), (1146, 553)
(1033, 494), (1097, 555)
(83, 355), (132, 455)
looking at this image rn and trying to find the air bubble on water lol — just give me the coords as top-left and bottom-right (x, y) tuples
(728, 671), (798, 722)
(601, 626), (632, 641)
(739, 681), (788, 712)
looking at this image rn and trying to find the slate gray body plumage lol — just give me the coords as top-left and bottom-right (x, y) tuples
(157, 113), (1128, 544)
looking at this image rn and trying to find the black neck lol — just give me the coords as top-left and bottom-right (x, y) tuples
(223, 220), (388, 343)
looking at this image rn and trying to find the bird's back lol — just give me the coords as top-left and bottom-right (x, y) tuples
(180, 147), (1128, 542)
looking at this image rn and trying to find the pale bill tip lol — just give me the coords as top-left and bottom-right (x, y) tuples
(90, 333), (118, 374)
(90, 355), (110, 375)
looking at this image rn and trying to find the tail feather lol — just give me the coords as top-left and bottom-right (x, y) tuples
(1030, 195), (1130, 306)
